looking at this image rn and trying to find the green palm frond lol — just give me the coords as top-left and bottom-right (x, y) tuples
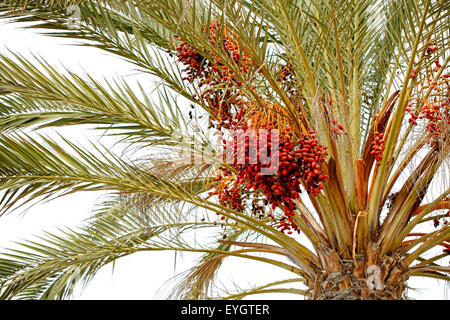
(0, 53), (182, 136)
(0, 200), (213, 299)
(0, 132), (211, 215)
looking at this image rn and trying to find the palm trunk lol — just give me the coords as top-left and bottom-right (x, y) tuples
(307, 244), (409, 300)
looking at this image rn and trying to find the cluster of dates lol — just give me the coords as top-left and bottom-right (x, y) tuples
(210, 125), (328, 233)
(175, 21), (251, 130)
(176, 22), (329, 234)
(370, 131), (385, 162)
(406, 48), (449, 146)
(277, 63), (300, 100)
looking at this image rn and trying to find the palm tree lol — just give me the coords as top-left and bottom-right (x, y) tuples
(0, 0), (448, 300)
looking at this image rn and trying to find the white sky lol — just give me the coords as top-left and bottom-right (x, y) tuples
(0, 20), (448, 300)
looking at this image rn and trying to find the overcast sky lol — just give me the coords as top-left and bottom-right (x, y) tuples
(0, 20), (447, 300)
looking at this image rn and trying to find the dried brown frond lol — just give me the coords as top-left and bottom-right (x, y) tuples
(169, 255), (225, 299)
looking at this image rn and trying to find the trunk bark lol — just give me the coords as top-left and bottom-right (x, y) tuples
(308, 245), (409, 300)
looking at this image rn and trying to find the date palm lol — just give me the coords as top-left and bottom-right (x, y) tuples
(0, 0), (448, 300)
